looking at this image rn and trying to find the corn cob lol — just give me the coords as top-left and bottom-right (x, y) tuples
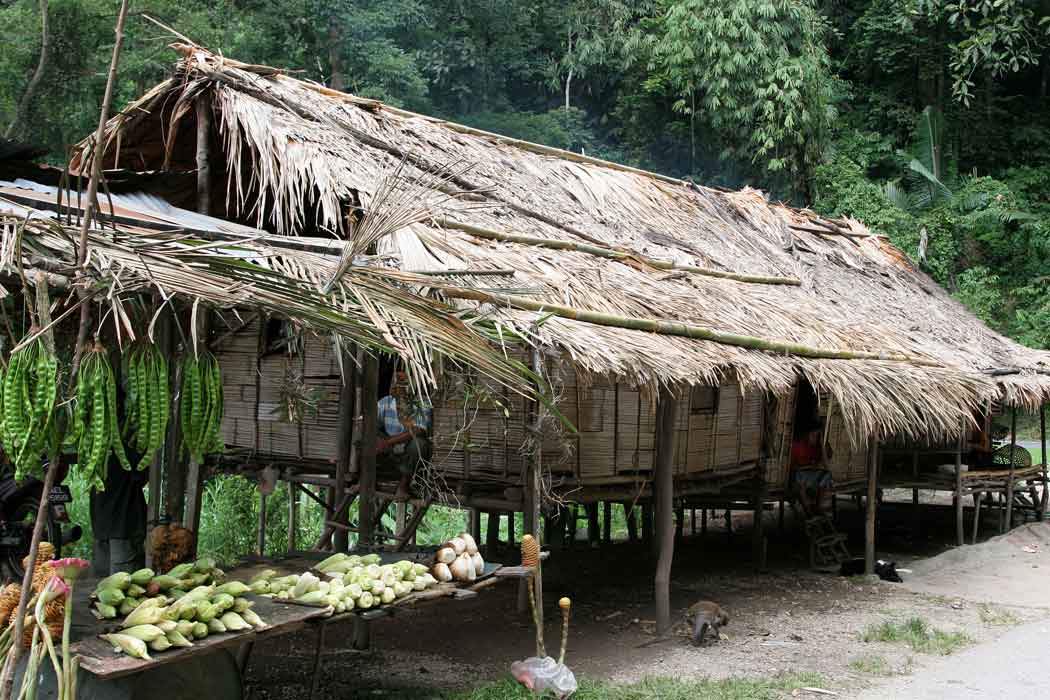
(0, 583), (21, 628)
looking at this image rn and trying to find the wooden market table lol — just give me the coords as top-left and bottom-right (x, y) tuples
(66, 552), (522, 700)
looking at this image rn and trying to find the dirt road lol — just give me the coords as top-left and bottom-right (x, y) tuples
(851, 618), (1050, 699)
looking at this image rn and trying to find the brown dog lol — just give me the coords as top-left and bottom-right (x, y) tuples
(688, 601), (729, 646)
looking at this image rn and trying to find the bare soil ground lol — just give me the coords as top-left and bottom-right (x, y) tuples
(245, 498), (1050, 699)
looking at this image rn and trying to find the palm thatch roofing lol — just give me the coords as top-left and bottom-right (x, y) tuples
(72, 45), (1050, 442)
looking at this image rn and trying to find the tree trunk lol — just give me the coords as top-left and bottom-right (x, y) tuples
(4, 0), (49, 140)
(328, 15), (345, 91)
(654, 386), (680, 637)
(357, 353), (379, 549)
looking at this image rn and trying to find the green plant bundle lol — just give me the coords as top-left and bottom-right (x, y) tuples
(74, 343), (131, 490)
(180, 350), (224, 462)
(123, 343), (170, 470)
(0, 336), (58, 480)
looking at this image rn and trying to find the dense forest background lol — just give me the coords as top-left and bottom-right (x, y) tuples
(1, 0), (1048, 349)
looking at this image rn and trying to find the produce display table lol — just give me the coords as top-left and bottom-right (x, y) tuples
(66, 552), (511, 700)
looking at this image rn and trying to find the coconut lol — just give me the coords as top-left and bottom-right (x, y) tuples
(471, 552), (485, 576)
(435, 547), (456, 565)
(449, 554), (473, 582)
(459, 532), (479, 555)
(448, 537), (467, 556)
(432, 562), (453, 582)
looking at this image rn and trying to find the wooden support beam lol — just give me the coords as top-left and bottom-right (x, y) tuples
(485, 512), (499, 554)
(956, 424), (965, 544)
(865, 442), (878, 575)
(752, 479), (768, 570)
(586, 503), (600, 546)
(331, 348), (357, 552)
(518, 345), (544, 630)
(602, 502), (612, 544)
(642, 502), (654, 553)
(287, 480), (299, 553)
(256, 492), (267, 557)
(654, 386), (680, 637)
(470, 509), (482, 541)
(674, 505), (684, 541)
(194, 97), (211, 216)
(912, 451), (920, 535)
(1041, 406), (1048, 517)
(394, 496), (432, 551)
(1006, 407), (1017, 531)
(357, 352), (379, 550)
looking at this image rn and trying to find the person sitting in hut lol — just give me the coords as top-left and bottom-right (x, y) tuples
(967, 409), (995, 469)
(789, 417), (833, 516)
(377, 370), (432, 501)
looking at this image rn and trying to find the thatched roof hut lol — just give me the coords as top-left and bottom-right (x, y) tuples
(73, 47), (1050, 443)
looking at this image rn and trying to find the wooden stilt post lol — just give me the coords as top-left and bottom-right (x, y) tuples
(486, 512), (500, 554)
(602, 501), (612, 544)
(519, 345), (545, 623)
(624, 502), (637, 541)
(674, 505), (684, 541)
(752, 478), (767, 570)
(956, 421), (965, 545)
(777, 500), (784, 535)
(256, 492), (267, 556)
(654, 386), (680, 637)
(971, 491), (982, 544)
(1006, 407), (1017, 531)
(470, 508), (482, 541)
(912, 451), (920, 534)
(396, 502), (408, 541)
(586, 503), (600, 546)
(691, 508), (697, 536)
(642, 501), (654, 553)
(331, 349), (357, 552)
(287, 481), (299, 553)
(701, 507), (708, 536)
(507, 511), (516, 546)
(1041, 405), (1048, 517)
(357, 352), (379, 550)
(566, 504), (578, 547)
(724, 509), (732, 543)
(865, 441), (878, 575)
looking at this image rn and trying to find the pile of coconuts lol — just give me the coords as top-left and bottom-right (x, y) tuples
(432, 532), (485, 583)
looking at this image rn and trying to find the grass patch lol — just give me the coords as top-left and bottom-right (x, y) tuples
(350, 673), (826, 700)
(978, 604), (1020, 627)
(860, 617), (973, 655)
(848, 654), (893, 676)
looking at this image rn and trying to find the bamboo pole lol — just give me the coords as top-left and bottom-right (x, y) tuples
(434, 219), (801, 286)
(195, 98), (211, 215)
(357, 352), (379, 550)
(1005, 407), (1017, 531)
(1041, 405), (1048, 517)
(956, 423), (965, 545)
(331, 346), (357, 552)
(0, 5), (130, 699)
(437, 286), (942, 366)
(865, 442), (878, 575)
(654, 386), (680, 637)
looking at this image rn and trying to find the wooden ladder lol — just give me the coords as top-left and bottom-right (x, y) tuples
(802, 513), (850, 568)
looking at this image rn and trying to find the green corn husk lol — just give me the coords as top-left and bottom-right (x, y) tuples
(214, 581), (250, 597)
(150, 575), (181, 591)
(122, 603), (165, 628)
(240, 609), (266, 630)
(316, 553), (347, 572)
(357, 591), (374, 609)
(360, 554), (381, 566)
(166, 629), (194, 648)
(168, 589), (188, 600)
(101, 633), (152, 660)
(121, 625), (166, 643)
(194, 602), (218, 622)
(175, 620), (195, 637)
(130, 568), (155, 586)
(184, 573), (210, 588)
(249, 580), (270, 595)
(380, 588), (396, 605)
(93, 603), (117, 620)
(161, 604), (183, 621)
(96, 588), (125, 606)
(166, 563), (195, 578)
(126, 584), (146, 598)
(207, 618), (227, 634)
(232, 598), (253, 614)
(148, 636), (172, 652)
(119, 598), (140, 616)
(193, 557), (216, 573)
(210, 569), (226, 584)
(191, 622), (208, 639)
(155, 620), (177, 633)
(97, 573), (132, 592)
(211, 593), (235, 612)
(293, 591), (326, 606)
(249, 569), (277, 584)
(220, 612), (251, 632)
(138, 597), (168, 609)
(291, 573), (319, 598)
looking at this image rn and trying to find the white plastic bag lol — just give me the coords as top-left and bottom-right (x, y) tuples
(510, 656), (578, 698)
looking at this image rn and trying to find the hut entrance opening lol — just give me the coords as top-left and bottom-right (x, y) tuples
(789, 380), (833, 518)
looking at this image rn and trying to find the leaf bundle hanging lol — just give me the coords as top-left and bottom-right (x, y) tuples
(122, 343), (170, 470)
(73, 342), (131, 490)
(0, 336), (58, 481)
(179, 350), (223, 462)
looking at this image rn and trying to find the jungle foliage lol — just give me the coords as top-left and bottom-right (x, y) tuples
(1, 0), (1048, 347)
